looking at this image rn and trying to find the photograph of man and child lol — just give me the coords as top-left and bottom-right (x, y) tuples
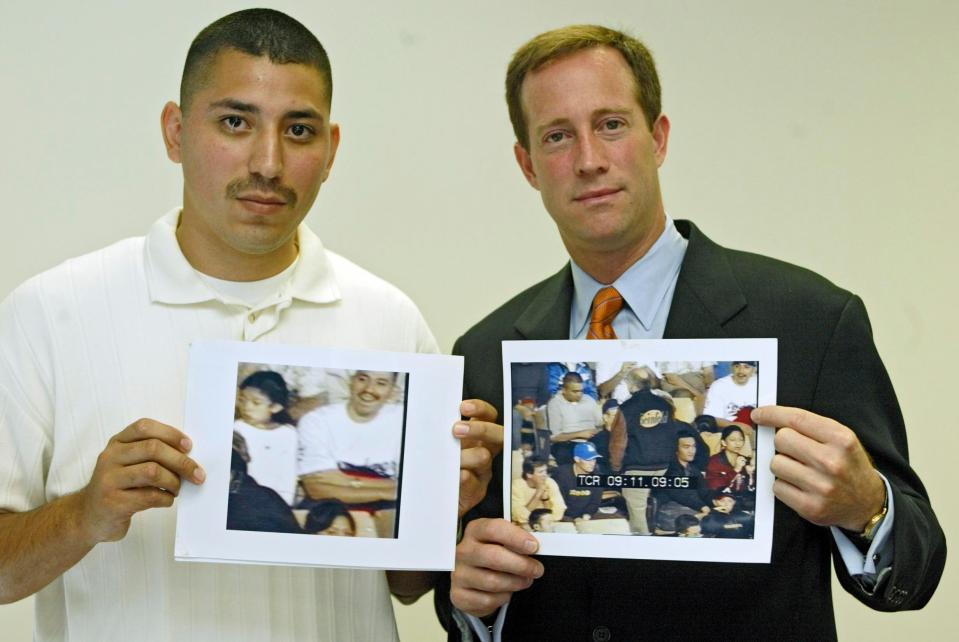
(510, 360), (759, 539)
(227, 362), (408, 540)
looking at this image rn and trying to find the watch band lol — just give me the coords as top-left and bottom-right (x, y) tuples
(858, 484), (889, 542)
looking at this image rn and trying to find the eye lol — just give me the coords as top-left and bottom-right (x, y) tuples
(287, 123), (315, 140)
(221, 115), (248, 131)
(601, 118), (626, 132)
(543, 130), (568, 145)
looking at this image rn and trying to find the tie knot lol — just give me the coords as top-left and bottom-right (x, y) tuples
(587, 286), (623, 340)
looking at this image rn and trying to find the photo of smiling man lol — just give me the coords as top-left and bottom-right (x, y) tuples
(298, 369), (408, 538)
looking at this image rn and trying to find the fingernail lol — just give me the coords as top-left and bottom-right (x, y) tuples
(180, 437), (193, 452)
(193, 466), (206, 484)
(461, 401), (475, 415)
(453, 422), (470, 437)
(750, 408), (762, 422)
(524, 539), (538, 554)
(532, 566), (544, 578)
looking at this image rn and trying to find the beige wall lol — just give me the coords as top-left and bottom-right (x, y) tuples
(1, 1), (954, 639)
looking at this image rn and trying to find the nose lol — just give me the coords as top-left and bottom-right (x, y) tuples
(249, 130), (284, 179)
(574, 132), (609, 176)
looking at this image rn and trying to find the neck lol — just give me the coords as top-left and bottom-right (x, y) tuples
(175, 208), (299, 282)
(346, 403), (376, 423)
(565, 212), (666, 284)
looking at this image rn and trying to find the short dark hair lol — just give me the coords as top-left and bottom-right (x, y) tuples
(180, 9), (332, 111)
(239, 370), (294, 425)
(506, 25), (661, 150)
(304, 500), (355, 534)
(721, 425), (745, 441)
(522, 455), (548, 478)
(674, 514), (699, 533)
(676, 429), (698, 443)
(529, 508), (552, 529)
(561, 371), (584, 386)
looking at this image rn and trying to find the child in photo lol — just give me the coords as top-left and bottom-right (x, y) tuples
(234, 370), (299, 505)
(674, 514), (702, 538)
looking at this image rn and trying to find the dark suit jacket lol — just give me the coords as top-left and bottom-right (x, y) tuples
(436, 220), (945, 640)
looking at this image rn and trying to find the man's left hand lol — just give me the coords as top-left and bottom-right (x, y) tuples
(453, 400), (503, 518)
(752, 405), (885, 531)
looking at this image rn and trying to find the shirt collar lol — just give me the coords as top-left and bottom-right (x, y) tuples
(570, 214), (687, 336)
(144, 207), (341, 305)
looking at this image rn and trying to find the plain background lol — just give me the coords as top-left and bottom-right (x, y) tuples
(0, 1), (954, 639)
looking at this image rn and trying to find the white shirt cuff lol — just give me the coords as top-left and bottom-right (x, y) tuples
(830, 472), (895, 581)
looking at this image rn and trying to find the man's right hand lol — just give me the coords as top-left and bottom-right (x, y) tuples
(450, 518), (544, 617)
(78, 418), (205, 544)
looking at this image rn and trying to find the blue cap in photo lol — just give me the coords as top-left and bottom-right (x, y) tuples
(573, 442), (602, 461)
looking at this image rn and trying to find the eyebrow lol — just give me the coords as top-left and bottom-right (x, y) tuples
(208, 98), (324, 121)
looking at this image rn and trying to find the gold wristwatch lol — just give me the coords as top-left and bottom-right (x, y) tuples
(857, 486), (889, 542)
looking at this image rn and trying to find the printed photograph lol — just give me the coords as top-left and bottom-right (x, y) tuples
(503, 338), (777, 564)
(509, 360), (758, 540)
(228, 363), (408, 539)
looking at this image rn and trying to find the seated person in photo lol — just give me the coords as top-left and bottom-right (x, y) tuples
(674, 514), (703, 538)
(701, 494), (754, 538)
(298, 370), (402, 506)
(234, 370), (299, 505)
(305, 500), (356, 537)
(652, 430), (712, 532)
(553, 442), (604, 523)
(546, 362), (598, 400)
(298, 370), (404, 538)
(529, 508), (555, 533)
(702, 361), (758, 428)
(227, 447), (304, 535)
(511, 456), (566, 526)
(547, 372), (603, 464)
(705, 426), (756, 510)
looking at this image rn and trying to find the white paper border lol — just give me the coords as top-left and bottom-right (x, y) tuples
(502, 338), (777, 563)
(175, 339), (463, 571)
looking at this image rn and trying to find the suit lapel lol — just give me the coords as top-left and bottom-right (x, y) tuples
(514, 264), (574, 340)
(664, 220), (748, 339)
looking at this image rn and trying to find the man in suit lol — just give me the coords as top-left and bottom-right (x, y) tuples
(441, 24), (945, 640)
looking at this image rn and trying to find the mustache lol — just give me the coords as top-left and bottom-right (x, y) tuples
(226, 175), (297, 207)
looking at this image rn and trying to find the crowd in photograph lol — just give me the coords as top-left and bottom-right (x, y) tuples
(227, 365), (406, 538)
(510, 360), (758, 538)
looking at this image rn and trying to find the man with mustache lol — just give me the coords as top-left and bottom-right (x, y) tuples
(440, 24), (945, 641)
(703, 360), (759, 426)
(298, 370), (404, 537)
(0, 9), (446, 641)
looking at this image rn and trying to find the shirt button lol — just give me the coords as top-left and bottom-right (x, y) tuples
(248, 312), (257, 322)
(873, 553), (881, 563)
(592, 626), (611, 642)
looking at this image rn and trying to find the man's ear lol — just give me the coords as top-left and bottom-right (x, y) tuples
(161, 101), (184, 163)
(320, 122), (341, 183)
(513, 142), (540, 190)
(651, 113), (670, 168)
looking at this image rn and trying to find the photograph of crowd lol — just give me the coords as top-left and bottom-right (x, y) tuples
(509, 360), (759, 539)
(228, 362), (409, 539)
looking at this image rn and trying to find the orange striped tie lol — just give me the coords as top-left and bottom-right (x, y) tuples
(586, 286), (623, 340)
